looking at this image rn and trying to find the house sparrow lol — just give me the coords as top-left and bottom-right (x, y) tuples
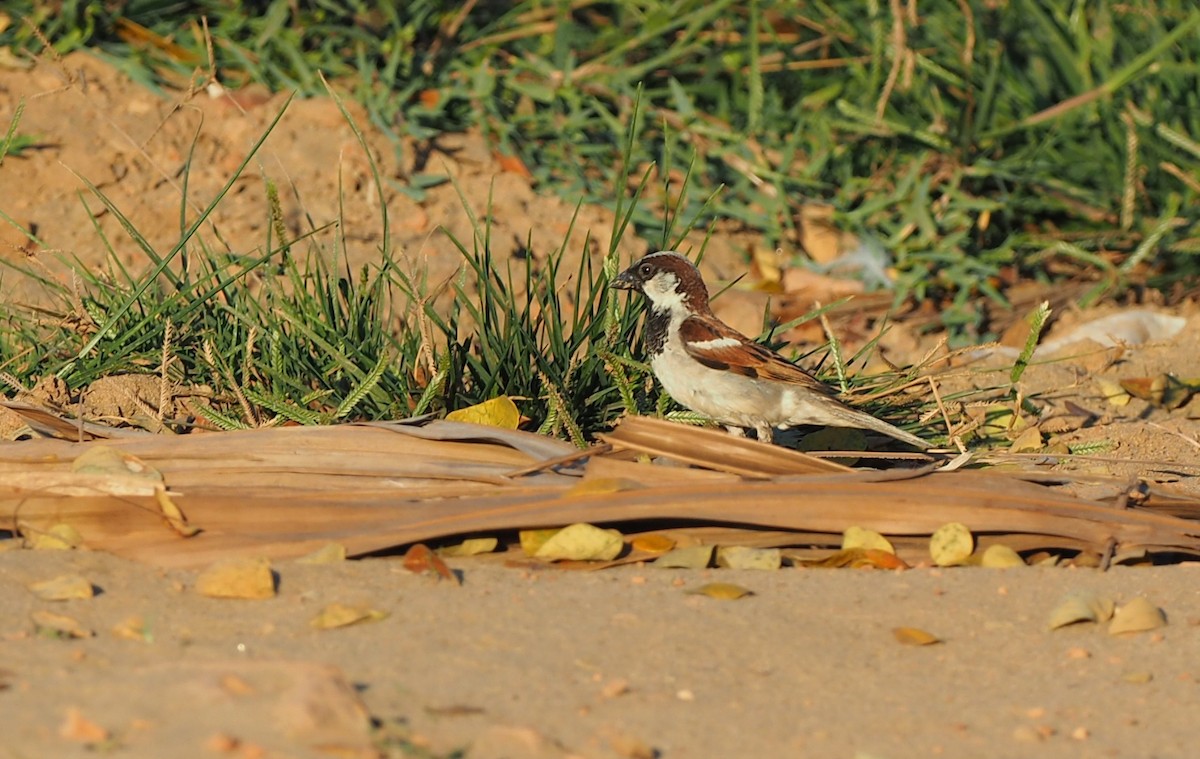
(612, 251), (930, 448)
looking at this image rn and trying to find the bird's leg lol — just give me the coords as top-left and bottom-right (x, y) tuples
(753, 423), (774, 444)
(725, 426), (747, 437)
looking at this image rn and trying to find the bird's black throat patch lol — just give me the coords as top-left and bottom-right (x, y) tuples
(644, 307), (671, 355)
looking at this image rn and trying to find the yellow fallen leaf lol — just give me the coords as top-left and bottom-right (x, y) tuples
(437, 537), (499, 557)
(111, 615), (152, 642)
(686, 582), (753, 600)
(28, 575), (95, 601)
(1009, 426), (1043, 453)
(31, 610), (93, 639)
(980, 544), (1026, 568)
(631, 534), (676, 554)
(1048, 592), (1115, 630)
(534, 523), (623, 562)
(930, 522), (974, 567)
(893, 626), (941, 646)
(154, 488), (199, 538)
(295, 543), (347, 564)
(445, 396), (521, 429)
(842, 526), (895, 554)
(28, 523), (84, 551)
(655, 545), (713, 569)
(194, 557), (276, 600)
(310, 603), (389, 629)
(715, 546), (782, 570)
(1097, 378), (1131, 407)
(1108, 597), (1166, 636)
(519, 528), (561, 557)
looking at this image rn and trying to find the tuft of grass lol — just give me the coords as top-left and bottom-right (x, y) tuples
(4, 2), (1199, 340)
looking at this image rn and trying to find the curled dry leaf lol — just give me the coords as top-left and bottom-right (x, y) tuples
(1108, 597), (1166, 636)
(535, 523), (623, 562)
(654, 545), (714, 569)
(842, 526), (895, 554)
(1048, 592), (1116, 631)
(445, 396), (521, 429)
(930, 522), (974, 567)
(28, 574), (95, 601)
(980, 544), (1026, 569)
(686, 582), (754, 600)
(310, 603), (389, 630)
(31, 610), (93, 639)
(631, 534), (676, 554)
(402, 544), (457, 582)
(436, 537), (499, 558)
(892, 627), (942, 646)
(295, 543), (347, 564)
(715, 546), (781, 570)
(194, 557), (276, 600)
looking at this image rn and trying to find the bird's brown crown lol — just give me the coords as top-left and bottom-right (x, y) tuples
(613, 251), (711, 311)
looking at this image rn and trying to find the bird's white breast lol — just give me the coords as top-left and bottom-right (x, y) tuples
(651, 332), (825, 429)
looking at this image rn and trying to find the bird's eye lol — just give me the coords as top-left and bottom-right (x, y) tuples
(639, 263), (653, 277)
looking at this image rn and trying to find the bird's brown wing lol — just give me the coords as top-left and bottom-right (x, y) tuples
(678, 316), (835, 396)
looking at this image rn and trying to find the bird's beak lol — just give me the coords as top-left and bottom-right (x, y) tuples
(610, 267), (638, 290)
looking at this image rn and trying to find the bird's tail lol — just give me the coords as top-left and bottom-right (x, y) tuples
(829, 403), (932, 449)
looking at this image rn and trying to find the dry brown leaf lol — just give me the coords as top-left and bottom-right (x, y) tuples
(804, 548), (909, 569)
(892, 627), (941, 646)
(631, 534), (676, 553)
(32, 610), (93, 639)
(715, 545), (782, 570)
(842, 526), (895, 554)
(930, 523), (974, 567)
(535, 523), (623, 562)
(402, 544), (457, 582)
(1048, 592), (1116, 630)
(686, 582), (753, 600)
(194, 557), (276, 599)
(436, 537), (499, 557)
(59, 707), (109, 744)
(655, 545), (714, 569)
(797, 203), (847, 265)
(1108, 597), (1166, 636)
(28, 574), (95, 601)
(311, 603), (389, 630)
(493, 152), (534, 180)
(445, 396), (521, 429)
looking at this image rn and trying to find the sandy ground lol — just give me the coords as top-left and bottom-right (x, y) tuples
(3, 51), (1200, 759)
(2, 550), (1198, 759)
